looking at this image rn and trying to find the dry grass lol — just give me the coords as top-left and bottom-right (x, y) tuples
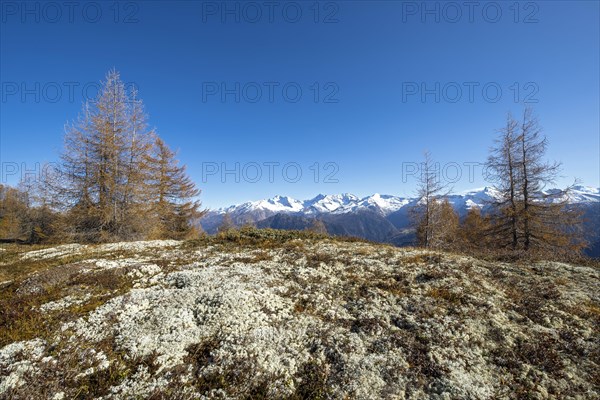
(306, 252), (336, 268)
(426, 287), (465, 305)
(374, 279), (410, 297)
(232, 250), (273, 264)
(2, 334), (162, 400)
(184, 227), (371, 251)
(0, 251), (89, 283)
(0, 267), (132, 346)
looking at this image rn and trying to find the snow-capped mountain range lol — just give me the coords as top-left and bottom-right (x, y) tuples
(210, 185), (599, 219)
(199, 185), (600, 256)
(219, 193), (412, 217)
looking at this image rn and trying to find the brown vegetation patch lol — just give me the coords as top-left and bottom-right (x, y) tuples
(426, 287), (465, 305)
(0, 267), (132, 346)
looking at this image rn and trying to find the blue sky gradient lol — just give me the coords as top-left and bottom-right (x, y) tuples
(1, 1), (598, 208)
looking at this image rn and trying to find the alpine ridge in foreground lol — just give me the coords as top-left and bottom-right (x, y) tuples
(0, 231), (598, 398)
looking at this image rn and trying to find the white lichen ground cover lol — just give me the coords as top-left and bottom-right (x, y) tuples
(1, 236), (599, 399)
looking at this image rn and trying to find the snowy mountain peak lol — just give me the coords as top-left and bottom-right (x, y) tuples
(304, 193), (360, 213)
(201, 186), (600, 237)
(214, 186), (599, 218)
(261, 195), (304, 211)
(458, 186), (499, 197)
(357, 194), (411, 214)
(572, 185), (599, 194)
(267, 195), (296, 207)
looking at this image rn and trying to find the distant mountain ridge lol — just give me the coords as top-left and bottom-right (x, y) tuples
(200, 186), (600, 255)
(203, 185), (597, 223)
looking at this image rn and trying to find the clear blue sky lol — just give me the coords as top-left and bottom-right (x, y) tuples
(1, 1), (598, 208)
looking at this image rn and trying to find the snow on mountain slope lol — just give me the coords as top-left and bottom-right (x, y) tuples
(213, 186), (599, 218)
(222, 195), (304, 215)
(215, 193), (412, 217)
(547, 185), (600, 204)
(446, 187), (504, 213)
(250, 195), (304, 213)
(303, 193), (360, 214)
(354, 193), (411, 214)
